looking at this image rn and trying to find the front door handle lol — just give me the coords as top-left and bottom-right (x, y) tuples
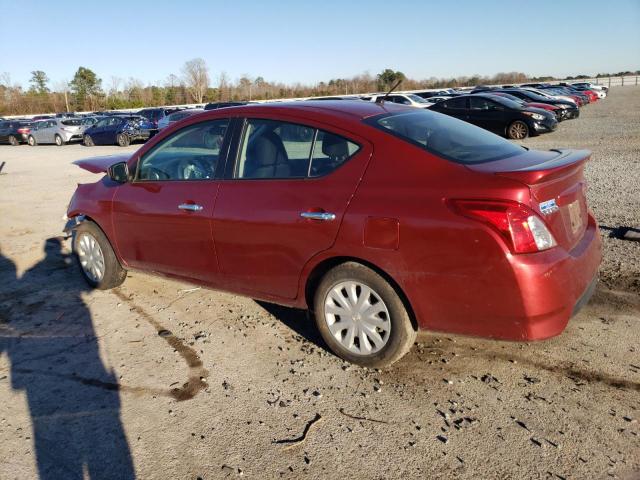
(178, 203), (203, 212)
(300, 211), (336, 221)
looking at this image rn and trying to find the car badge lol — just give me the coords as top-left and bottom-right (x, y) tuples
(539, 199), (559, 215)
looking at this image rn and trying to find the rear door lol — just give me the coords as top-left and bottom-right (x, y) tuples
(111, 118), (231, 282)
(212, 116), (372, 299)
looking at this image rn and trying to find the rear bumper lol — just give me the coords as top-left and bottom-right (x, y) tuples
(505, 214), (601, 340)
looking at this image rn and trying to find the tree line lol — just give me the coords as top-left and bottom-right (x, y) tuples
(1, 59), (637, 116)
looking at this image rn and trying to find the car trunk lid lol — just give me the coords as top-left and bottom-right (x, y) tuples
(468, 149), (591, 251)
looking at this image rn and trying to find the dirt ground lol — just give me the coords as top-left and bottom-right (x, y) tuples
(0, 88), (638, 480)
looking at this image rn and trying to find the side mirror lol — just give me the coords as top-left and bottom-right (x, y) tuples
(108, 162), (129, 183)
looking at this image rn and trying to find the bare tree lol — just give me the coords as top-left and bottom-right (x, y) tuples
(182, 58), (209, 103)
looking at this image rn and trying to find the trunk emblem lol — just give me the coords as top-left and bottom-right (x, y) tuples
(539, 199), (559, 215)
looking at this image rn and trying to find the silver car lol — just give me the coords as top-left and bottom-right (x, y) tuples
(157, 109), (204, 130)
(28, 118), (84, 146)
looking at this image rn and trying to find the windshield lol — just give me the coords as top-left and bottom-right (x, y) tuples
(61, 119), (82, 126)
(367, 109), (524, 165)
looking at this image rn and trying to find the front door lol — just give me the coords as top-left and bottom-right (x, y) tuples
(111, 118), (231, 282)
(213, 117), (372, 299)
(468, 97), (506, 134)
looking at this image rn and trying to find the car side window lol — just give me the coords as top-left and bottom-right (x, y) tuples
(234, 119), (360, 179)
(137, 119), (229, 181)
(95, 118), (109, 128)
(235, 119), (314, 179)
(310, 131), (359, 177)
(443, 97), (468, 110)
(470, 98), (492, 110)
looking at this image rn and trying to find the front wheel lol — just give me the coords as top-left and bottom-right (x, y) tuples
(83, 134), (94, 147)
(73, 221), (126, 290)
(8, 135), (19, 146)
(28, 135), (37, 146)
(313, 262), (416, 368)
(507, 120), (529, 139)
(117, 133), (130, 147)
(54, 134), (64, 146)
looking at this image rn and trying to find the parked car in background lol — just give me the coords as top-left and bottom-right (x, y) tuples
(55, 112), (77, 118)
(571, 82), (608, 94)
(79, 116), (104, 133)
(203, 101), (249, 110)
(429, 94), (557, 139)
(83, 115), (156, 147)
(0, 120), (33, 145)
(522, 87), (581, 107)
(497, 89), (580, 119)
(363, 93), (433, 108)
(490, 92), (563, 120)
(137, 108), (181, 129)
(28, 118), (84, 146)
(32, 115), (55, 121)
(541, 86), (592, 104)
(566, 83), (607, 99)
(157, 109), (204, 130)
(64, 100), (600, 367)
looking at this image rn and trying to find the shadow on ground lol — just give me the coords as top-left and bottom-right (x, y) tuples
(0, 238), (135, 480)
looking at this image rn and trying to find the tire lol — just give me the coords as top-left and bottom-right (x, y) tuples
(117, 133), (130, 147)
(507, 120), (529, 140)
(54, 134), (64, 146)
(313, 262), (416, 368)
(8, 135), (19, 146)
(83, 134), (94, 147)
(28, 135), (37, 146)
(73, 221), (126, 290)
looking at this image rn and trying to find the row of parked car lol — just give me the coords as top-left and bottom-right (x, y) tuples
(358, 82), (608, 139)
(0, 82), (607, 146)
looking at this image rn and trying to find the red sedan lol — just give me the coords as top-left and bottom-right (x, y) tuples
(65, 100), (601, 367)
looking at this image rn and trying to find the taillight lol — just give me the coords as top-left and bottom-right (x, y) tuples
(449, 200), (557, 254)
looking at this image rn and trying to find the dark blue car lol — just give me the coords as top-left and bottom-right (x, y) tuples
(82, 115), (156, 147)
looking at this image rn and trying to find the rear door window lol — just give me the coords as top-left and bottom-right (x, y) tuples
(234, 119), (360, 179)
(442, 97), (468, 110)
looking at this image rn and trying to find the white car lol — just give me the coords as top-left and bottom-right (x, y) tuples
(362, 93), (433, 108)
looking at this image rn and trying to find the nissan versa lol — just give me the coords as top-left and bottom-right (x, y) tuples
(64, 101), (601, 367)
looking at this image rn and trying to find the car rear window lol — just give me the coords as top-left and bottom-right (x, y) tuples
(61, 119), (82, 126)
(367, 109), (524, 165)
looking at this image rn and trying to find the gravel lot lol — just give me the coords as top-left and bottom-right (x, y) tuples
(0, 88), (638, 480)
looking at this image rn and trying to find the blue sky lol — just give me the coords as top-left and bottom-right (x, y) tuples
(1, 0), (638, 88)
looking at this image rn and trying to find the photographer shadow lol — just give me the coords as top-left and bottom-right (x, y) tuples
(0, 238), (134, 480)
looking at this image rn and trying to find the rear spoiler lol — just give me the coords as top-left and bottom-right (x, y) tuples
(469, 149), (591, 185)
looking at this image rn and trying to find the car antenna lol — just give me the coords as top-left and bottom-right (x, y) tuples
(376, 80), (403, 104)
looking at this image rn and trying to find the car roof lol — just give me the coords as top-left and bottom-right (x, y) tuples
(240, 100), (413, 120)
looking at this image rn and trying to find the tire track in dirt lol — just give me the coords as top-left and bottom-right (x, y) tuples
(113, 289), (209, 401)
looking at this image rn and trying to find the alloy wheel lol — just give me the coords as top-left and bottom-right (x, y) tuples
(509, 122), (528, 139)
(76, 233), (105, 283)
(323, 281), (391, 355)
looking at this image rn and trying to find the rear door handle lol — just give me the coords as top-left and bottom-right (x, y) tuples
(178, 203), (203, 212)
(300, 211), (336, 221)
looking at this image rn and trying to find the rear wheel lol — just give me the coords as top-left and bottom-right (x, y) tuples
(28, 135), (37, 146)
(8, 135), (19, 146)
(507, 120), (529, 139)
(83, 134), (94, 147)
(54, 134), (64, 146)
(313, 262), (416, 368)
(117, 133), (130, 147)
(73, 221), (126, 290)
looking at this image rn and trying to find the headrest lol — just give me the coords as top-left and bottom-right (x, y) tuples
(321, 134), (349, 158)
